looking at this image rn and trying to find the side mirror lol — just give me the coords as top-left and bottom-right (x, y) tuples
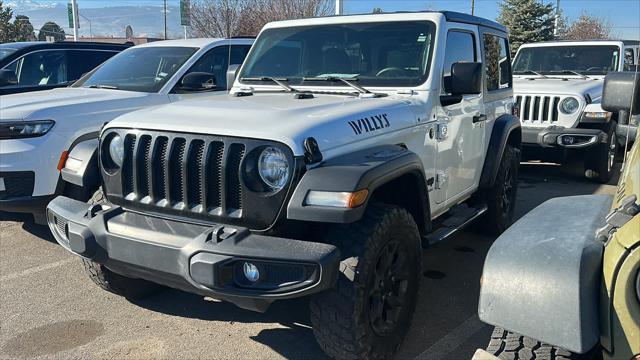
(226, 64), (241, 90)
(450, 62), (483, 95)
(602, 72), (640, 115)
(180, 72), (217, 91)
(0, 69), (18, 87)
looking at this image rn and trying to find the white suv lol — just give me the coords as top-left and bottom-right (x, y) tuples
(0, 38), (253, 223)
(47, 12), (520, 360)
(512, 40), (640, 183)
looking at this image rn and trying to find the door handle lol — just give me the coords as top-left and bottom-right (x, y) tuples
(473, 114), (487, 123)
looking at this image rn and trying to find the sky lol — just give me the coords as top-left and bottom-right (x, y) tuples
(23, 0), (640, 39)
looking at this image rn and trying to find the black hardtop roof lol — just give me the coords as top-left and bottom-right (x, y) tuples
(0, 41), (131, 50)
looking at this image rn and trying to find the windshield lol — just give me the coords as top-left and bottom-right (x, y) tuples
(74, 46), (197, 92)
(513, 45), (620, 76)
(0, 48), (17, 62)
(239, 21), (436, 88)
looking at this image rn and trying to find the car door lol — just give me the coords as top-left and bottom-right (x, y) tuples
(169, 44), (252, 100)
(434, 25), (485, 204)
(0, 49), (70, 95)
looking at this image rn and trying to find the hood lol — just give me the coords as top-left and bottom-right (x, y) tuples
(0, 87), (151, 121)
(107, 93), (420, 155)
(513, 77), (603, 100)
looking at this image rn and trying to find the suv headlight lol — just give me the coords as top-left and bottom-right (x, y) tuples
(258, 146), (290, 190)
(560, 97), (580, 114)
(0, 120), (55, 139)
(104, 133), (124, 168)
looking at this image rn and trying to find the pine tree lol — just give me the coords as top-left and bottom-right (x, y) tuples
(13, 15), (36, 41)
(38, 21), (65, 42)
(0, 0), (15, 43)
(497, 0), (555, 56)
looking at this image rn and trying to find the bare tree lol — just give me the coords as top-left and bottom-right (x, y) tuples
(190, 0), (252, 38)
(563, 12), (612, 40)
(190, 0), (332, 38)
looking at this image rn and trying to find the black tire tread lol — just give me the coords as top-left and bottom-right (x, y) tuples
(309, 203), (421, 360)
(487, 327), (585, 360)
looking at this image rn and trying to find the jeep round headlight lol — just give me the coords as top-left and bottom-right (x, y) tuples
(108, 134), (124, 167)
(258, 147), (289, 190)
(560, 97), (580, 114)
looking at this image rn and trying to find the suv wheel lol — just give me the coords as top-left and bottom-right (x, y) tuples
(81, 188), (162, 300)
(483, 145), (520, 236)
(486, 327), (589, 360)
(585, 121), (617, 184)
(310, 203), (421, 360)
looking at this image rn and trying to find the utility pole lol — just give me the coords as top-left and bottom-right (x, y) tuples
(471, 0), (475, 15)
(554, 0), (560, 37)
(71, 0), (78, 41)
(163, 0), (167, 40)
(335, 0), (343, 15)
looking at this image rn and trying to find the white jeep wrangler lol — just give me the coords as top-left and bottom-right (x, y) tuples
(47, 11), (521, 359)
(512, 40), (640, 183)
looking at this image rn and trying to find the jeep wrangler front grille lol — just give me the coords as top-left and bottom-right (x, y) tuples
(515, 95), (561, 123)
(101, 129), (297, 230)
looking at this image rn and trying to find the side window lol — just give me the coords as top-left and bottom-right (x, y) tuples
(624, 48), (635, 70)
(67, 50), (117, 81)
(230, 45), (251, 66)
(184, 46), (231, 89)
(6, 50), (68, 87)
(441, 31), (476, 95)
(483, 34), (511, 91)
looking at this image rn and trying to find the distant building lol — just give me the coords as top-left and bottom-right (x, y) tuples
(74, 36), (162, 45)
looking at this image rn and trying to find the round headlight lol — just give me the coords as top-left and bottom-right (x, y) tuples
(560, 97), (580, 114)
(258, 147), (290, 190)
(108, 134), (124, 167)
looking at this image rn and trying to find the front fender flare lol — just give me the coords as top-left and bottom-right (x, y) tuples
(287, 145), (428, 225)
(478, 194), (612, 354)
(61, 136), (100, 189)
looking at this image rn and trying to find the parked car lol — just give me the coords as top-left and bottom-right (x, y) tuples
(512, 40), (639, 183)
(478, 71), (639, 359)
(0, 41), (130, 95)
(0, 38), (254, 223)
(46, 11), (521, 360)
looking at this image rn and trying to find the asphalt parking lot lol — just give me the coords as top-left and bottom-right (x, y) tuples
(0, 160), (620, 360)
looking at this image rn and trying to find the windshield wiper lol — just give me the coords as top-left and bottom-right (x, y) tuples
(514, 70), (549, 78)
(240, 77), (299, 93)
(551, 70), (589, 79)
(84, 84), (119, 90)
(302, 76), (373, 95)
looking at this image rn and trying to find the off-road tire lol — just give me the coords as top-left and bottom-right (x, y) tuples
(585, 121), (617, 184)
(483, 145), (520, 236)
(486, 327), (589, 360)
(309, 203), (422, 360)
(81, 188), (161, 300)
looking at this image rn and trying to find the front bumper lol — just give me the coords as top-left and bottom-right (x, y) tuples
(46, 196), (340, 312)
(0, 171), (52, 214)
(522, 126), (607, 149)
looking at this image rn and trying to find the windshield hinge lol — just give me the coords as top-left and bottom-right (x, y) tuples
(595, 194), (639, 243)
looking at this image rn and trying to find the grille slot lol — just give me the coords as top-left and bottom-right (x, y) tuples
(118, 133), (248, 217)
(516, 95), (562, 123)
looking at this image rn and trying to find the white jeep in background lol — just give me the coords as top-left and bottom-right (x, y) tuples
(0, 38), (253, 223)
(47, 11), (521, 360)
(512, 40), (639, 183)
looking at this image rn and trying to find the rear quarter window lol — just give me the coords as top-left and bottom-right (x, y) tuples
(483, 34), (511, 91)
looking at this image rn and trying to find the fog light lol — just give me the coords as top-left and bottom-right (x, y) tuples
(561, 136), (575, 145)
(243, 262), (260, 282)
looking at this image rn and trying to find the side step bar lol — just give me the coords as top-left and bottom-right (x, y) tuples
(422, 204), (488, 247)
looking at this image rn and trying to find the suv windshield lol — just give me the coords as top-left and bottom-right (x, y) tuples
(74, 46), (197, 92)
(239, 21), (436, 88)
(513, 45), (620, 76)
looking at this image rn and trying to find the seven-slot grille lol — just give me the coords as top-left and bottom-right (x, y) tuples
(515, 95), (561, 123)
(119, 132), (246, 217)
